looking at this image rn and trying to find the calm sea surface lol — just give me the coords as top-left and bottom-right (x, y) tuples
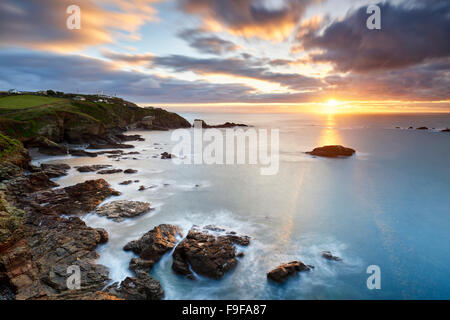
(33, 113), (450, 299)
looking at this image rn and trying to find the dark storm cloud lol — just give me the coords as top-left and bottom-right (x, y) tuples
(299, 1), (450, 72)
(179, 0), (320, 40)
(178, 28), (239, 55)
(152, 54), (323, 90)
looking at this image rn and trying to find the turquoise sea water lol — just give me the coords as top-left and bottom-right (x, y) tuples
(35, 113), (450, 299)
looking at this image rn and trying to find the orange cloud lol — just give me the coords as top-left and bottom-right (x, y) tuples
(0, 0), (162, 53)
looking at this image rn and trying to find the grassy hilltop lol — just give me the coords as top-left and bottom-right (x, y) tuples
(0, 93), (191, 142)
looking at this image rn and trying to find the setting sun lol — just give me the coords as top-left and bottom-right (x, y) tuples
(321, 99), (340, 114)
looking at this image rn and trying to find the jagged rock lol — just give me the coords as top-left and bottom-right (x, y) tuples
(75, 165), (112, 173)
(97, 169), (123, 175)
(69, 149), (98, 158)
(23, 137), (68, 156)
(138, 185), (146, 191)
(194, 119), (249, 128)
(321, 251), (342, 261)
(95, 200), (151, 222)
(119, 180), (133, 185)
(88, 143), (134, 150)
(40, 164), (71, 178)
(116, 134), (145, 142)
(124, 224), (182, 272)
(124, 169), (138, 174)
(416, 127), (429, 130)
(161, 152), (173, 159)
(306, 145), (356, 158)
(442, 128), (450, 132)
(96, 228), (109, 244)
(172, 225), (250, 279)
(106, 273), (163, 300)
(25, 179), (120, 215)
(267, 261), (312, 283)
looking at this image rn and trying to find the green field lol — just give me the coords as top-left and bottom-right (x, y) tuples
(0, 95), (66, 110)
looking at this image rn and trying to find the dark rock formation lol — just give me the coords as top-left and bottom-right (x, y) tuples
(24, 137), (67, 156)
(95, 200), (151, 222)
(441, 128), (450, 132)
(194, 119), (248, 129)
(97, 169), (123, 175)
(40, 164), (71, 178)
(119, 180), (133, 185)
(88, 143), (134, 150)
(267, 261), (312, 283)
(106, 273), (163, 300)
(25, 179), (120, 216)
(321, 251), (342, 262)
(306, 145), (356, 158)
(115, 134), (145, 142)
(124, 169), (138, 174)
(124, 224), (182, 273)
(416, 127), (429, 130)
(69, 149), (98, 158)
(161, 152), (173, 159)
(172, 225), (250, 279)
(76, 165), (112, 173)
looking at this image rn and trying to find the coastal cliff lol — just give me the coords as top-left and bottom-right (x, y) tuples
(0, 93), (191, 300)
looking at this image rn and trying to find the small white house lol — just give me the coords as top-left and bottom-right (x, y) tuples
(73, 96), (86, 101)
(8, 89), (18, 94)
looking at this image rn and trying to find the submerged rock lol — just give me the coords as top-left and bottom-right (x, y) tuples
(267, 261), (312, 283)
(321, 251), (342, 262)
(160, 152), (173, 159)
(88, 143), (134, 150)
(95, 200), (151, 222)
(172, 225), (250, 279)
(119, 180), (133, 185)
(306, 145), (356, 158)
(124, 169), (138, 174)
(194, 119), (249, 128)
(441, 128), (450, 132)
(416, 127), (429, 130)
(76, 165), (112, 173)
(97, 169), (123, 175)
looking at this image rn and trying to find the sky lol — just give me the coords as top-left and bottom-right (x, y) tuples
(0, 0), (449, 113)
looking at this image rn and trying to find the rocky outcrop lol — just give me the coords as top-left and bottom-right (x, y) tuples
(124, 169), (138, 174)
(95, 200), (151, 222)
(172, 225), (250, 279)
(97, 169), (123, 175)
(267, 261), (312, 283)
(25, 179), (120, 216)
(40, 164), (71, 178)
(106, 273), (164, 300)
(88, 143), (134, 150)
(124, 224), (182, 273)
(161, 152), (173, 159)
(23, 137), (67, 156)
(194, 119), (248, 129)
(75, 165), (112, 173)
(306, 145), (356, 158)
(321, 251), (342, 262)
(441, 128), (450, 132)
(69, 149), (98, 158)
(0, 171), (119, 299)
(416, 127), (429, 130)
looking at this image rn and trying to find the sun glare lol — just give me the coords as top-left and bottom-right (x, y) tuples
(322, 99), (339, 114)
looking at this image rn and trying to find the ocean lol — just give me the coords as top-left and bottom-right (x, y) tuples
(32, 112), (450, 300)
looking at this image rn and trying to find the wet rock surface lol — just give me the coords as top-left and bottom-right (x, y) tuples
(306, 145), (356, 158)
(172, 225), (250, 279)
(25, 179), (120, 215)
(97, 169), (123, 175)
(267, 261), (312, 283)
(95, 200), (151, 222)
(40, 164), (71, 178)
(75, 165), (112, 173)
(69, 149), (98, 158)
(106, 273), (164, 300)
(321, 251), (342, 262)
(124, 224), (182, 273)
